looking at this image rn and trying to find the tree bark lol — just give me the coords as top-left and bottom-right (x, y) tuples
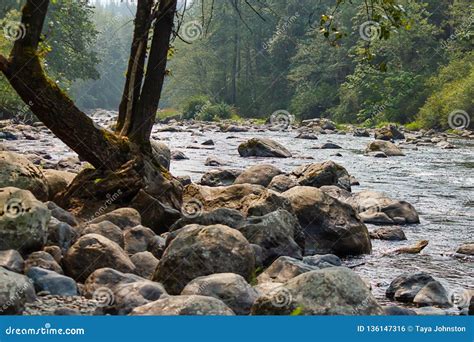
(127, 0), (178, 145)
(1, 0), (130, 170)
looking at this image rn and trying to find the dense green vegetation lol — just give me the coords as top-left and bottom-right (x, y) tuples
(1, 0), (472, 129)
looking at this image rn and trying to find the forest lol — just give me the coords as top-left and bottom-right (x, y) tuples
(1, 0), (472, 130)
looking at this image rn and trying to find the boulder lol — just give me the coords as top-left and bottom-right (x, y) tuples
(130, 252), (159, 279)
(295, 133), (318, 140)
(257, 256), (318, 284)
(181, 273), (259, 315)
(234, 164), (283, 187)
(369, 227), (407, 241)
(171, 151), (188, 160)
(0, 250), (24, 273)
(0, 267), (36, 314)
(386, 272), (435, 303)
(170, 208), (245, 231)
(46, 218), (78, 252)
(268, 175), (298, 193)
(204, 156), (225, 166)
(281, 186), (371, 256)
(63, 234), (136, 282)
(123, 225), (158, 255)
(366, 140), (405, 156)
(43, 169), (75, 200)
(374, 125), (405, 140)
(83, 268), (143, 297)
(131, 295), (235, 316)
(24, 251), (63, 274)
(251, 267), (383, 315)
(88, 208), (141, 230)
(317, 143), (342, 149)
(238, 138), (292, 158)
(238, 210), (303, 265)
(81, 221), (124, 247)
(26, 267), (77, 296)
(153, 224), (255, 295)
(0, 151), (49, 201)
(302, 254), (342, 268)
(353, 129), (370, 137)
(151, 141), (171, 170)
(0, 187), (51, 253)
(291, 161), (351, 191)
(382, 306), (417, 315)
(200, 169), (242, 187)
(46, 201), (78, 226)
(413, 281), (451, 308)
(456, 243), (474, 256)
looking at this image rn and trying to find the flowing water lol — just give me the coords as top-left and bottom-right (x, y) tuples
(3, 115), (473, 312)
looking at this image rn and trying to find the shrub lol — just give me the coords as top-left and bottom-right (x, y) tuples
(195, 102), (237, 121)
(181, 95), (210, 120)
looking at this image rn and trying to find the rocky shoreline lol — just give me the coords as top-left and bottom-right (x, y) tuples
(0, 112), (473, 316)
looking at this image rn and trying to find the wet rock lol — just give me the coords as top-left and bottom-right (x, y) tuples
(224, 125), (249, 133)
(130, 252), (159, 279)
(319, 185), (353, 202)
(267, 175), (298, 193)
(252, 267), (383, 315)
(181, 273), (259, 315)
(43, 169), (75, 200)
(234, 164), (283, 187)
(351, 190), (419, 225)
(170, 208), (245, 231)
(43, 246), (62, 263)
(171, 151), (188, 160)
(0, 151), (49, 201)
(238, 138), (292, 158)
(153, 224), (255, 295)
(63, 234), (136, 282)
(353, 129), (370, 137)
(151, 141), (171, 170)
(200, 169), (242, 187)
(281, 186), (371, 256)
(26, 267), (77, 296)
(374, 125), (405, 140)
(148, 236), (167, 259)
(456, 243), (474, 256)
(0, 131), (18, 140)
(413, 281), (451, 308)
(0, 187), (51, 253)
(316, 143), (342, 149)
(291, 161), (351, 191)
(123, 225), (157, 255)
(177, 175), (192, 186)
(111, 280), (168, 315)
(46, 201), (78, 226)
(130, 295), (235, 316)
(414, 306), (446, 315)
(366, 140), (405, 156)
(89, 208), (141, 230)
(204, 156), (225, 166)
(238, 210), (303, 265)
(257, 256), (318, 284)
(302, 254), (342, 268)
(386, 272), (435, 303)
(46, 218), (78, 252)
(0, 267), (36, 314)
(369, 227), (407, 241)
(81, 221), (124, 247)
(202, 139), (214, 146)
(24, 251), (63, 274)
(83, 268), (143, 297)
(382, 306), (417, 315)
(0, 250), (24, 273)
(295, 133), (318, 140)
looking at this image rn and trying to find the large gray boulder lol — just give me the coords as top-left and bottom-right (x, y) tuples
(153, 224), (255, 295)
(151, 140), (171, 170)
(386, 272), (435, 303)
(291, 161), (351, 191)
(63, 234), (136, 282)
(257, 256), (318, 284)
(0, 250), (24, 273)
(26, 267), (78, 296)
(281, 186), (371, 256)
(170, 208), (245, 231)
(181, 273), (259, 315)
(0, 151), (49, 201)
(234, 164), (283, 187)
(238, 138), (292, 158)
(366, 140), (405, 156)
(251, 267), (383, 315)
(0, 187), (51, 253)
(130, 295), (235, 315)
(88, 208), (142, 230)
(200, 169), (242, 187)
(0, 267), (36, 314)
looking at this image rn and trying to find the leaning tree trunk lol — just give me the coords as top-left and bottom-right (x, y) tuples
(0, 0), (182, 232)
